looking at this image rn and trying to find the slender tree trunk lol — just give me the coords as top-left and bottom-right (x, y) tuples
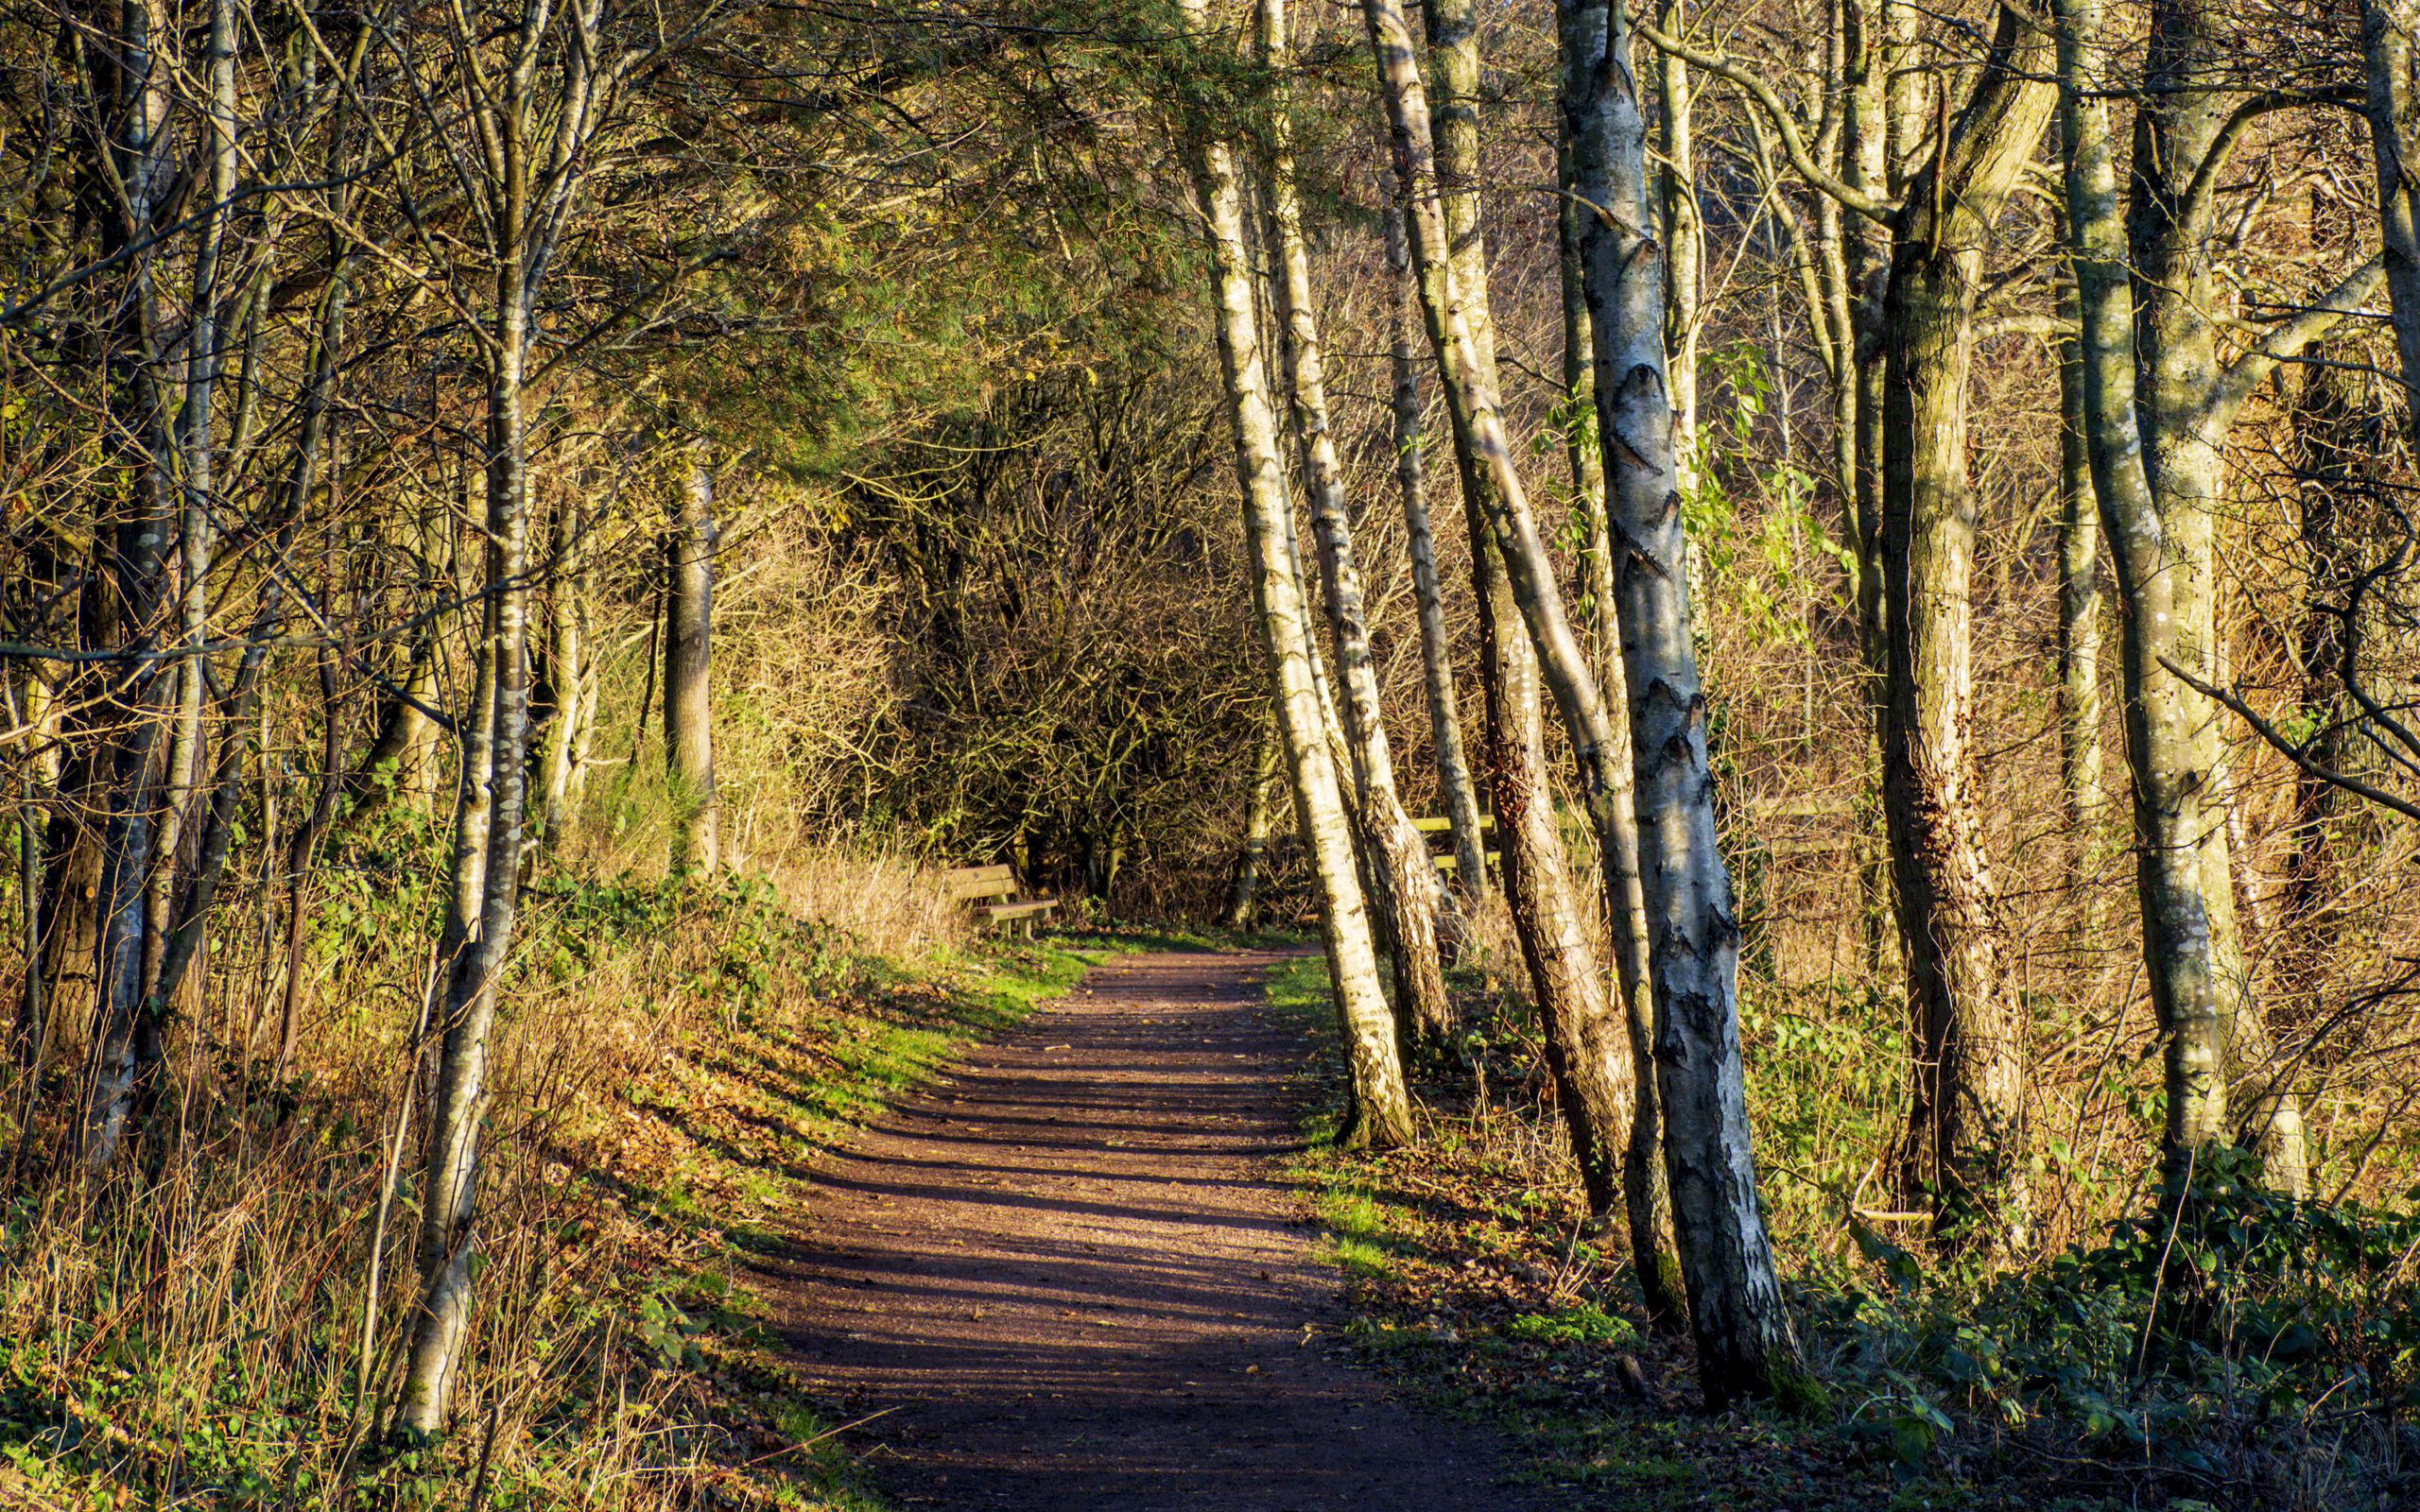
(1840, 0), (1900, 984)
(2365, 0), (2420, 425)
(1550, 42), (1685, 1327)
(540, 495), (587, 845)
(1559, 175), (1616, 686)
(1260, 0), (1452, 1051)
(9, 671), (51, 1067)
(1409, 0), (1685, 1320)
(80, 0), (179, 1173)
(1392, 0), (1686, 1328)
(1563, 0), (1790, 1398)
(2055, 322), (2106, 925)
(2275, 366), (2365, 935)
(1226, 718), (1280, 930)
(1656, 0), (1700, 491)
(1184, 0), (1411, 1148)
(1384, 203), (1487, 900)
(148, 0), (240, 1021)
(666, 454), (718, 875)
(400, 50), (556, 1410)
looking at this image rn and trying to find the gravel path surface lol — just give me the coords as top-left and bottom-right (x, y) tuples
(757, 946), (1548, 1511)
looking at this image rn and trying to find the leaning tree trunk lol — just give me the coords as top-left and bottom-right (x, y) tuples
(1384, 202), (1488, 902)
(666, 454), (718, 875)
(1184, 0), (1411, 1148)
(1384, 0), (1684, 1315)
(1259, 0), (1453, 1052)
(1563, 0), (1791, 1399)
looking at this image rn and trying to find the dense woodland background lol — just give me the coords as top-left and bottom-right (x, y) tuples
(3, 0), (2420, 1505)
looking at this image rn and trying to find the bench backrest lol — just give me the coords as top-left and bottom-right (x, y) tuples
(940, 864), (1019, 902)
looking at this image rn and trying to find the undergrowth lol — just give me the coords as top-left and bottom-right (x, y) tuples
(0, 816), (1098, 1510)
(1270, 954), (2420, 1511)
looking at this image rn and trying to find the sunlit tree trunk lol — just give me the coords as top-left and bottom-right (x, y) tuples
(402, 0), (615, 1424)
(1838, 0), (1900, 982)
(1225, 718), (1280, 930)
(2055, 325), (2106, 925)
(147, 0), (241, 1020)
(1185, 0), (1411, 1148)
(400, 287), (536, 1439)
(1404, 0), (1684, 1325)
(1562, 0), (1790, 1397)
(80, 0), (180, 1174)
(1260, 0), (1452, 1050)
(1656, 0), (1700, 491)
(2117, 0), (2359, 1194)
(1551, 25), (1683, 1329)
(1384, 202), (1487, 901)
(2365, 0), (2420, 422)
(540, 495), (589, 846)
(666, 455), (718, 875)
(2059, 0), (2359, 1194)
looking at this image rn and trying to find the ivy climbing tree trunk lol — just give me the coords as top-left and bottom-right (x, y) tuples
(1874, 2), (2051, 1242)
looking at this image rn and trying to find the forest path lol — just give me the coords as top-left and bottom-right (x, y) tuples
(756, 945), (1549, 1511)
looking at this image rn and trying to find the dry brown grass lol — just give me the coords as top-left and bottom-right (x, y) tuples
(0, 818), (1057, 1509)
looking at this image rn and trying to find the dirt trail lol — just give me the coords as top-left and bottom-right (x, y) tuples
(758, 946), (1547, 1511)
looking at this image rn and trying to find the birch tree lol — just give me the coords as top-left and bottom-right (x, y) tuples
(1389, 0), (1685, 1327)
(1561, 0), (1792, 1398)
(400, 0), (665, 1433)
(1181, 0), (1411, 1150)
(667, 453), (719, 874)
(1385, 202), (1489, 901)
(1257, 0), (1452, 1050)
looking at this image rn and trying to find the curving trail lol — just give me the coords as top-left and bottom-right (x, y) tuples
(758, 946), (1547, 1511)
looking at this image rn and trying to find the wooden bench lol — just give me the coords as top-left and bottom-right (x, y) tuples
(1412, 814), (1496, 876)
(939, 864), (1061, 936)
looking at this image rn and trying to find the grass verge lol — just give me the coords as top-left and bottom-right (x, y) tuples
(0, 859), (1111, 1511)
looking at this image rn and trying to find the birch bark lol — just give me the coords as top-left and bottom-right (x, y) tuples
(1260, 0), (1452, 1049)
(666, 455), (718, 874)
(1561, 0), (1791, 1398)
(1184, 0), (1410, 1148)
(1385, 204), (1489, 901)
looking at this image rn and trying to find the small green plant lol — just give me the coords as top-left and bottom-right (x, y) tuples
(1503, 1302), (1637, 1348)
